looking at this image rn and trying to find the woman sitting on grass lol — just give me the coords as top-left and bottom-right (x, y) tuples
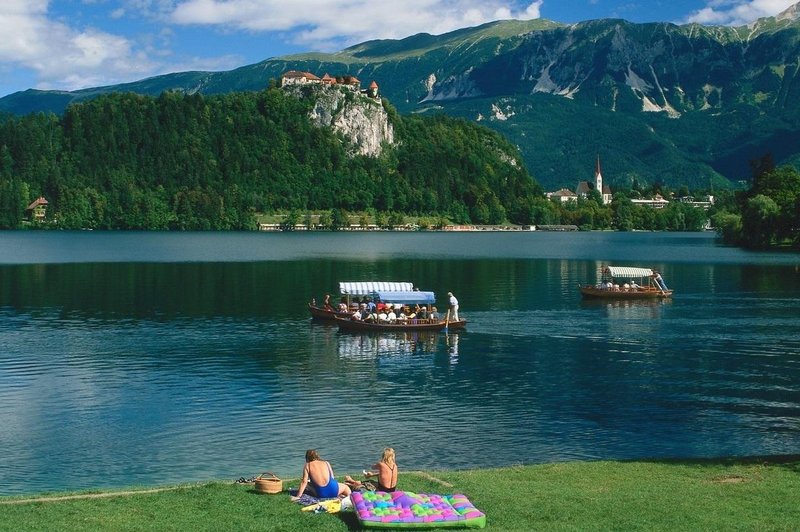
(345, 447), (398, 492)
(291, 449), (351, 500)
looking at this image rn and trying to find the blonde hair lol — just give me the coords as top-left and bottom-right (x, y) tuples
(380, 447), (396, 468)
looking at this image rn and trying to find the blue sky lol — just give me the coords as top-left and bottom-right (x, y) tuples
(0, 0), (797, 98)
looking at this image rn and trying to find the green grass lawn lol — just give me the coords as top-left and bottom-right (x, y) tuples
(1, 457), (798, 531)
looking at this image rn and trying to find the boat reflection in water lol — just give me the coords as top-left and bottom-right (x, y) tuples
(336, 329), (444, 360)
(580, 297), (672, 313)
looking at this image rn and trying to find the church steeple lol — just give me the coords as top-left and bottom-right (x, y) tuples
(594, 154), (603, 194)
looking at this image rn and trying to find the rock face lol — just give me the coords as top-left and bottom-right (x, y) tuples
(304, 86), (394, 157)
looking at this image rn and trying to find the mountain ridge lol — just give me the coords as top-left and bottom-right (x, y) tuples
(3, 5), (800, 190)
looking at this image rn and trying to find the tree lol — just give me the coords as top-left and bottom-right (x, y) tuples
(281, 209), (300, 231)
(741, 194), (780, 248)
(712, 211), (742, 243)
(331, 208), (349, 231)
(318, 210), (332, 230)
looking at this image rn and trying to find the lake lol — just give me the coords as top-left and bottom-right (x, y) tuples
(1, 231), (799, 496)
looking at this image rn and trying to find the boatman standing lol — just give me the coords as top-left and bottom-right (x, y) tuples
(447, 292), (459, 321)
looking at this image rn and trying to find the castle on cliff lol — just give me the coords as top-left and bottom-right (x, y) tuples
(280, 71), (380, 99)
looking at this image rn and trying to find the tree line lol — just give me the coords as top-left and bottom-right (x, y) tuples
(0, 86), (742, 234)
(711, 155), (800, 249)
(0, 88), (540, 230)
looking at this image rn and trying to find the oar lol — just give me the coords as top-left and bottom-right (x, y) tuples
(445, 309), (450, 331)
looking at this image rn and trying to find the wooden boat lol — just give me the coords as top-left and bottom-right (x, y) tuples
(334, 315), (467, 332)
(309, 281), (415, 321)
(579, 266), (673, 299)
(324, 283), (466, 331)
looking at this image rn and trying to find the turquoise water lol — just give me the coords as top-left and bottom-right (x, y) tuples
(1, 231), (799, 495)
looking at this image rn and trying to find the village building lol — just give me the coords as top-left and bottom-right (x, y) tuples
(576, 155), (613, 205)
(26, 196), (48, 222)
(547, 188), (578, 203)
(631, 194), (670, 209)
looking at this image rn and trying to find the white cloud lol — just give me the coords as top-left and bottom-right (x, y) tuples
(0, 1), (155, 90)
(0, 1), (244, 93)
(170, 0), (544, 48)
(684, 0), (797, 25)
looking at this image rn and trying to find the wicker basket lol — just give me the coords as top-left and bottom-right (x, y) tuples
(254, 472), (283, 494)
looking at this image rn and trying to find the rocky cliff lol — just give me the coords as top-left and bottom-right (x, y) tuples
(286, 85), (394, 157)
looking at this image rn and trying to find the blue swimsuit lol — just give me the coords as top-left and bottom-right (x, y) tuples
(311, 462), (340, 498)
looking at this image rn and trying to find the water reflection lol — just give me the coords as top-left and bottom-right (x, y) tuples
(1, 233), (799, 496)
(336, 329), (442, 359)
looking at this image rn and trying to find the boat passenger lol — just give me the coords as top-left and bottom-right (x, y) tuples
(430, 306), (439, 320)
(323, 294), (332, 310)
(367, 299), (377, 313)
(387, 305), (397, 322)
(630, 280), (640, 290)
(352, 309), (362, 321)
(378, 310), (388, 322)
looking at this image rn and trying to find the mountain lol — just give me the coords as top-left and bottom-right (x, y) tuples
(3, 5), (800, 190)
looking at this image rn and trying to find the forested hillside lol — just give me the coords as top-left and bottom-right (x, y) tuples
(3, 7), (800, 190)
(0, 88), (539, 229)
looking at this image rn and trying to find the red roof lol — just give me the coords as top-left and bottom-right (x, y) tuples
(281, 70), (320, 81)
(26, 196), (48, 210)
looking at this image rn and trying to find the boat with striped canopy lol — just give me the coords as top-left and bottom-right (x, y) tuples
(579, 266), (673, 299)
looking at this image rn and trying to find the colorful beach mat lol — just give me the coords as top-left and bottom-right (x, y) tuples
(352, 490), (486, 529)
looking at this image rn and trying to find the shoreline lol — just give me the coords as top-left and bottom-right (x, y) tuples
(2, 456), (799, 530)
(3, 454), (798, 503)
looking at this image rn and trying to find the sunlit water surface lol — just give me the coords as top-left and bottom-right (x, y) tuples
(1, 231), (799, 495)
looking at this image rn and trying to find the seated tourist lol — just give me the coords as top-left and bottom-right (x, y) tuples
(292, 449), (351, 501)
(344, 447), (399, 493)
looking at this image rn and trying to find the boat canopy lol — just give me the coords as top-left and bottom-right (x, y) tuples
(374, 291), (436, 305)
(603, 266), (654, 278)
(339, 281), (413, 295)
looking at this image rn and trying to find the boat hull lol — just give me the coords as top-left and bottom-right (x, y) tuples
(334, 316), (467, 332)
(579, 285), (673, 299)
(308, 304), (351, 321)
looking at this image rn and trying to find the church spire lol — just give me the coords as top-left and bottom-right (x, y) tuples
(594, 154), (603, 193)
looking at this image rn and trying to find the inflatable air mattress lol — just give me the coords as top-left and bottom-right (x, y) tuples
(352, 490), (486, 529)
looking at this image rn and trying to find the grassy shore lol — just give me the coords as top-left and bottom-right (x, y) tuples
(2, 457), (798, 531)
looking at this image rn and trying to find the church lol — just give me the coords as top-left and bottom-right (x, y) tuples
(576, 156), (613, 205)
